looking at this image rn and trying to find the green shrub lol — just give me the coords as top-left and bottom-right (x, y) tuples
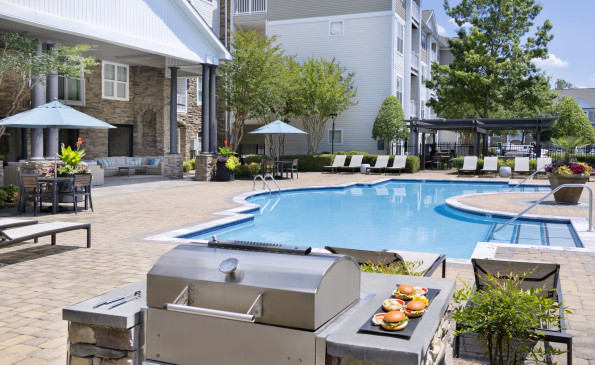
(0, 185), (19, 207)
(182, 161), (192, 172)
(244, 155), (267, 164)
(450, 157), (464, 169)
(405, 155), (420, 173)
(190, 159), (195, 170)
(278, 154), (333, 172)
(234, 162), (261, 177)
(0, 190), (7, 208)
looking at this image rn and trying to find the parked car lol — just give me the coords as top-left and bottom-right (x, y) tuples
(589, 149), (595, 155)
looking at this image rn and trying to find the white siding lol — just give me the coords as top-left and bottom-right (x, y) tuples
(394, 14), (405, 106)
(268, 14), (393, 154)
(0, 0), (227, 64)
(190, 0), (220, 37)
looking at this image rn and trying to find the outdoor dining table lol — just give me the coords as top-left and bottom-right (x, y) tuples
(39, 176), (74, 214)
(274, 160), (293, 179)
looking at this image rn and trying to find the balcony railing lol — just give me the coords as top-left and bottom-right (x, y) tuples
(411, 50), (419, 70)
(410, 100), (418, 118)
(412, 1), (420, 21)
(235, 0), (266, 14)
(431, 51), (437, 62)
(177, 94), (187, 113)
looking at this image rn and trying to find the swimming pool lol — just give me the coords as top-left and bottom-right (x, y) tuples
(183, 180), (581, 259)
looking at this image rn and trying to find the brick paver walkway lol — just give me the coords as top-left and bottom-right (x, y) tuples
(0, 169), (593, 364)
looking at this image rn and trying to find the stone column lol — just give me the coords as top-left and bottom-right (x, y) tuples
(201, 63), (211, 153)
(194, 153), (214, 181)
(163, 153), (183, 179)
(169, 66), (179, 154)
(30, 39), (45, 160)
(46, 42), (59, 158)
(209, 65), (217, 153)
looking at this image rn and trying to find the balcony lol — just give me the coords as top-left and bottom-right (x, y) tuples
(234, 0), (267, 14)
(410, 100), (418, 118)
(411, 50), (419, 70)
(412, 1), (420, 22)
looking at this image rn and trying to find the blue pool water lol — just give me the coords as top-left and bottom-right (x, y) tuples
(184, 180), (581, 259)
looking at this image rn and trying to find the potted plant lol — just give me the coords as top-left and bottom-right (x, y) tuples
(545, 136), (591, 204)
(216, 141), (239, 181)
(452, 271), (570, 365)
(50, 138), (90, 177)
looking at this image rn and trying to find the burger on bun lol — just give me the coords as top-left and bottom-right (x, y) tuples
(381, 310), (409, 331)
(393, 284), (415, 300)
(382, 298), (405, 311)
(405, 300), (426, 318)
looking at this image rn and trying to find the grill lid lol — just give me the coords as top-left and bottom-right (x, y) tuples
(146, 244), (360, 330)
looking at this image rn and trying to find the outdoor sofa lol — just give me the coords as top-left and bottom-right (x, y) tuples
(95, 156), (164, 176)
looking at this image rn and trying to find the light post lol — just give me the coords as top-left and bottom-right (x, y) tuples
(330, 113), (338, 154)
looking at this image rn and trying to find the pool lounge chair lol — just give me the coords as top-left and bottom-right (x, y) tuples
(322, 155), (347, 174)
(0, 218), (37, 230)
(324, 246), (446, 278)
(512, 157), (530, 177)
(479, 156), (498, 177)
(385, 155), (407, 175)
(458, 156), (478, 177)
(454, 258), (572, 364)
(535, 157), (552, 179)
(366, 156), (389, 174)
(338, 155), (363, 173)
(0, 221), (91, 248)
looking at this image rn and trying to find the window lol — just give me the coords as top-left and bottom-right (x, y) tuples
(421, 33), (427, 52)
(396, 76), (403, 105)
(58, 74), (85, 106)
(421, 65), (426, 81)
(420, 100), (425, 119)
(328, 129), (343, 145)
(396, 22), (404, 54)
(177, 78), (188, 113)
(197, 77), (203, 105)
(102, 61), (129, 101)
(330, 21), (344, 36)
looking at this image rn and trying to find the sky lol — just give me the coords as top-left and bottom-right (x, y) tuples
(431, 0), (595, 89)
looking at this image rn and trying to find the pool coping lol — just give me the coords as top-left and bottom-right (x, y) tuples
(145, 177), (595, 262)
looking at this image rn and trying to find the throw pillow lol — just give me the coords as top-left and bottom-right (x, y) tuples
(147, 158), (155, 166)
(151, 158), (162, 166)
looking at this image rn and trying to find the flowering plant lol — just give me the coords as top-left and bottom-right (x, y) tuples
(53, 138), (89, 175)
(217, 140), (238, 171)
(544, 162), (592, 176)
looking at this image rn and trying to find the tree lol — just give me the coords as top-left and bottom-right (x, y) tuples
(554, 79), (574, 89)
(218, 30), (291, 153)
(292, 57), (357, 154)
(549, 96), (595, 143)
(425, 0), (554, 119)
(371, 95), (407, 153)
(0, 31), (96, 136)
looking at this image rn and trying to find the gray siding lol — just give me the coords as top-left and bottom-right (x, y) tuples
(395, 0), (406, 19)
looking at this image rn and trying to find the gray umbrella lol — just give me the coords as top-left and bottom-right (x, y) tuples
(0, 100), (115, 176)
(249, 120), (306, 160)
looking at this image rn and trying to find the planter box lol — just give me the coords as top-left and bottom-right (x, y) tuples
(216, 161), (234, 181)
(546, 172), (589, 204)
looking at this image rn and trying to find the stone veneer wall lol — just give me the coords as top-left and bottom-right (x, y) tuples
(195, 153), (215, 181)
(67, 322), (140, 365)
(163, 153), (184, 179)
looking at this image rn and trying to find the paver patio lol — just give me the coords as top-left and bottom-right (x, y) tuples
(0, 169), (593, 364)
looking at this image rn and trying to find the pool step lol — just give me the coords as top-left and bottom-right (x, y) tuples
(487, 221), (574, 246)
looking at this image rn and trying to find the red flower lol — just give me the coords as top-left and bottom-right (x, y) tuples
(76, 137), (83, 146)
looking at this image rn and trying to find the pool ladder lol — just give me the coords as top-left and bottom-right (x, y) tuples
(253, 174), (281, 195)
(509, 165), (547, 191)
(490, 184), (593, 238)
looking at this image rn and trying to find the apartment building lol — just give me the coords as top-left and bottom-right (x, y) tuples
(226, 0), (451, 154)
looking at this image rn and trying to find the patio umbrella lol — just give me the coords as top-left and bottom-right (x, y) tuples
(0, 100), (116, 176)
(249, 120), (307, 160)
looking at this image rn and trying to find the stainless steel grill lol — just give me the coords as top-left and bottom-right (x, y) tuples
(144, 241), (360, 365)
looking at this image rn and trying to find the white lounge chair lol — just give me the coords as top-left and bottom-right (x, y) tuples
(0, 218), (37, 230)
(458, 156), (478, 176)
(512, 157), (530, 177)
(385, 155), (407, 175)
(366, 156), (389, 174)
(0, 222), (91, 248)
(480, 157), (498, 177)
(322, 155), (347, 174)
(338, 155), (363, 173)
(535, 157), (552, 179)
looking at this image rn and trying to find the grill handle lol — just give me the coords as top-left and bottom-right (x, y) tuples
(164, 293), (263, 323)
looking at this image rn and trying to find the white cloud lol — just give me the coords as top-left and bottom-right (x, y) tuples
(590, 74), (595, 82)
(448, 18), (471, 28)
(437, 24), (447, 36)
(532, 53), (569, 68)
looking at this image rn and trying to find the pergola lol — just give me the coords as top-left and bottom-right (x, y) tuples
(405, 117), (557, 157)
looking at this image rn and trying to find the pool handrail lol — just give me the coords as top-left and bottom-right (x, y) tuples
(509, 164), (547, 191)
(252, 174), (280, 195)
(494, 184), (592, 233)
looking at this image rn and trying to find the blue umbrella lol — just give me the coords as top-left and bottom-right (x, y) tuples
(249, 120), (306, 160)
(0, 100), (115, 177)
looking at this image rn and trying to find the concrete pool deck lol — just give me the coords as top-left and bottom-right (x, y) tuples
(0, 169), (593, 364)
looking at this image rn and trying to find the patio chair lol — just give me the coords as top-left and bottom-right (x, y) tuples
(512, 157), (531, 177)
(535, 157), (552, 179)
(19, 174), (52, 216)
(0, 221), (91, 248)
(59, 174), (93, 214)
(385, 155), (407, 175)
(479, 157), (498, 177)
(338, 155), (363, 173)
(262, 160), (275, 175)
(366, 156), (389, 174)
(283, 159), (299, 179)
(454, 258), (572, 364)
(322, 155), (347, 174)
(458, 156), (478, 177)
(324, 246), (446, 278)
(0, 218), (37, 230)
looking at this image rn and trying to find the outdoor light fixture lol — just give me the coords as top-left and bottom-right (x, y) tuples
(330, 113), (338, 154)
